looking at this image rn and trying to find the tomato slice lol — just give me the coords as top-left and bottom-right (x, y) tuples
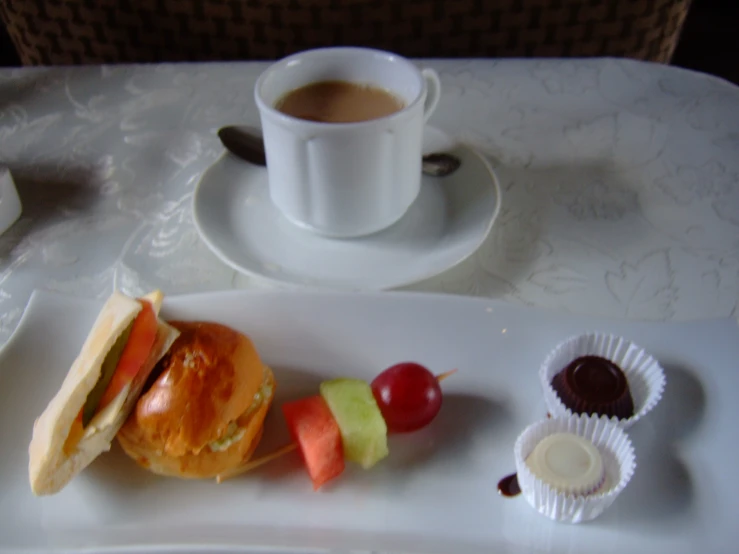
(96, 299), (158, 413)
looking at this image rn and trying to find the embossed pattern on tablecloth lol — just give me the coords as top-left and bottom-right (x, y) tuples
(0, 59), (738, 344)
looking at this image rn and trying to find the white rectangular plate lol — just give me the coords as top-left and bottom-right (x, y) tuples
(1, 290), (737, 553)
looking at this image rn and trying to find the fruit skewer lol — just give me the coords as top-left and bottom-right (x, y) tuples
(217, 365), (457, 487)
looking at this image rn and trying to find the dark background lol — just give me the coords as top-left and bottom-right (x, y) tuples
(670, 0), (739, 84)
(0, 0), (737, 85)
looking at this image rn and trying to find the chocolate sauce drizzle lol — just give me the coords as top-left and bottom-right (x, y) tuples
(497, 473), (521, 497)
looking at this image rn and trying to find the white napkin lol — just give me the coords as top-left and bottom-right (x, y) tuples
(0, 167), (22, 236)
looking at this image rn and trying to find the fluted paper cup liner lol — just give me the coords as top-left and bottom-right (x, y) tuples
(514, 414), (636, 523)
(540, 332), (666, 428)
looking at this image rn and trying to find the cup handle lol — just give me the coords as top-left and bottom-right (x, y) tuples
(421, 68), (441, 122)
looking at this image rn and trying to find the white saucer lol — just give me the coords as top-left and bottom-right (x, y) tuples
(193, 127), (501, 291)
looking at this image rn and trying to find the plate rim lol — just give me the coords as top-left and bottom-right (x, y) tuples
(4, 285), (732, 362)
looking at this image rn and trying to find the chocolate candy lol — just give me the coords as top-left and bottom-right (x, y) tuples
(551, 355), (634, 419)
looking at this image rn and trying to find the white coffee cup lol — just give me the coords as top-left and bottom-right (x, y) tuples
(254, 47), (441, 238)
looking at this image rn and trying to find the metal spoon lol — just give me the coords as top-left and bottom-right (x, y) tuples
(217, 125), (461, 177)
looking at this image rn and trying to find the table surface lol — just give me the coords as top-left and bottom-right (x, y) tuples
(1, 58), (738, 347)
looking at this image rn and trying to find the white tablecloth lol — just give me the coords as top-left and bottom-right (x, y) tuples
(1, 58), (738, 345)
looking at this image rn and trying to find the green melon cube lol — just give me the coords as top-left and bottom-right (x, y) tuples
(319, 378), (389, 469)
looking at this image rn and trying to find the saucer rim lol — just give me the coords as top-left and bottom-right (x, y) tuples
(192, 134), (502, 291)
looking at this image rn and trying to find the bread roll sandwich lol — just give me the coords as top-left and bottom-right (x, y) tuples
(117, 321), (275, 479)
(28, 290), (180, 496)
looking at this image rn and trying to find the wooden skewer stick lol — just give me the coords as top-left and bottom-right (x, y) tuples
(216, 370), (458, 483)
(216, 442), (297, 484)
(435, 368), (458, 382)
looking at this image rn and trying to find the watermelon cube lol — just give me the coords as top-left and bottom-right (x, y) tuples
(282, 395), (345, 490)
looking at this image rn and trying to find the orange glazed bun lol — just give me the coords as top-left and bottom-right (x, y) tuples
(116, 321), (275, 479)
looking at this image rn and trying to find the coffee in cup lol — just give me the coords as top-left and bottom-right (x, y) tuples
(274, 81), (405, 124)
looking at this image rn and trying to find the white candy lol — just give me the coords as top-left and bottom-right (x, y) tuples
(525, 432), (604, 496)
(514, 414), (637, 523)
